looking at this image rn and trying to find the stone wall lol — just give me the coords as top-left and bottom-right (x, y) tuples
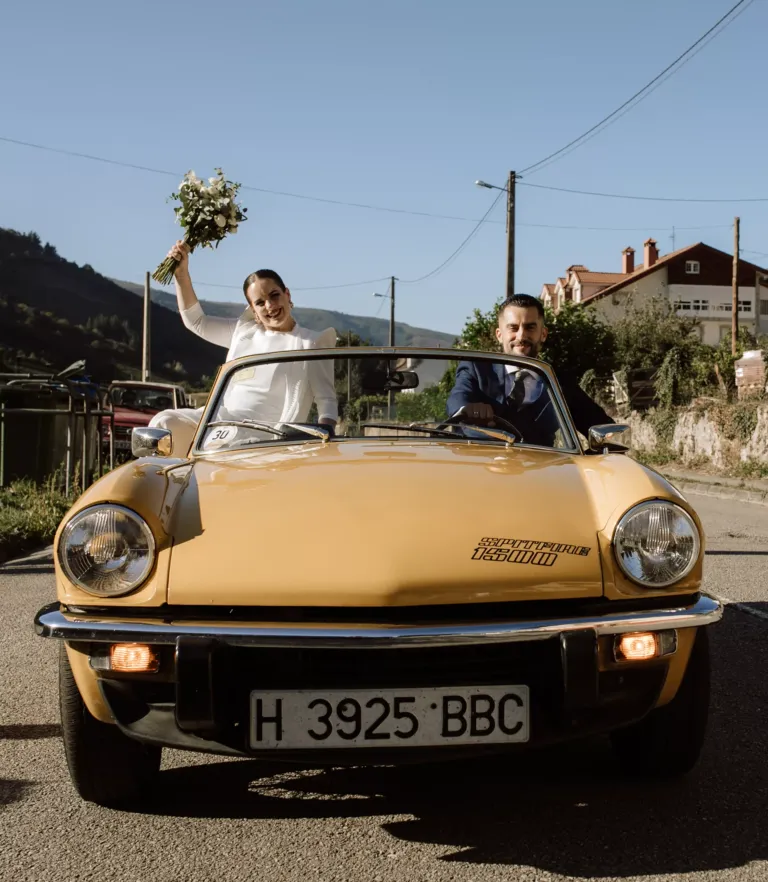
(629, 403), (768, 470)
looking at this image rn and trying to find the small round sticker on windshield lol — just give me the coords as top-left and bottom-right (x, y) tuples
(204, 426), (236, 449)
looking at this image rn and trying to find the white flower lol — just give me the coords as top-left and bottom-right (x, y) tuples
(215, 214), (227, 228)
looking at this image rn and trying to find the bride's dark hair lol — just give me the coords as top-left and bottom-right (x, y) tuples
(242, 269), (287, 297)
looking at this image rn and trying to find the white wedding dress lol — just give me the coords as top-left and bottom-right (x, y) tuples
(149, 302), (338, 455)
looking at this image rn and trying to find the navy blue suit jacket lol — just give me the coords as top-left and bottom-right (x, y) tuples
(446, 360), (613, 445)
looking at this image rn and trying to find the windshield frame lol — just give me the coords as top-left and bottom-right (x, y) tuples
(190, 346), (583, 456)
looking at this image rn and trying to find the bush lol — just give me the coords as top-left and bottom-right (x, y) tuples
(0, 476), (75, 563)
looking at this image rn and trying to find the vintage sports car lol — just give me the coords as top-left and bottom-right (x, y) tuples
(35, 347), (722, 806)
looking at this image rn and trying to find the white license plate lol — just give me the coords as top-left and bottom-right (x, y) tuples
(249, 685), (529, 749)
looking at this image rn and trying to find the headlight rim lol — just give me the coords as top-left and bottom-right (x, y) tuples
(612, 499), (701, 589)
(58, 503), (156, 597)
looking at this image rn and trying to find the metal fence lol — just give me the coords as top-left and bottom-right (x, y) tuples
(0, 360), (115, 495)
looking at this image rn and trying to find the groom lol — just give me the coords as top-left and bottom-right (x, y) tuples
(446, 294), (613, 446)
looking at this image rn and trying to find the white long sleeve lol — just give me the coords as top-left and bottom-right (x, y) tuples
(180, 302), (239, 350)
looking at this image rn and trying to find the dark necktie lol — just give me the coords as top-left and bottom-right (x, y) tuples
(509, 370), (529, 407)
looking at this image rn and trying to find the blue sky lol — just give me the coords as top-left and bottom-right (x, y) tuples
(1, 0), (766, 336)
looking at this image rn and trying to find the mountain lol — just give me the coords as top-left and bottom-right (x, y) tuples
(0, 228), (457, 388)
(111, 279), (457, 348)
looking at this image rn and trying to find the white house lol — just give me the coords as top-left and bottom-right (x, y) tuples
(540, 239), (768, 346)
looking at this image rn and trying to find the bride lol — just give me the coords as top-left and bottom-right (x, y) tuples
(149, 241), (338, 454)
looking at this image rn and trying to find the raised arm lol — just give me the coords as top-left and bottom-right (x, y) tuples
(168, 240), (238, 349)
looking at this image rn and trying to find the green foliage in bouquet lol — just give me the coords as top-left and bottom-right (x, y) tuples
(152, 168), (248, 285)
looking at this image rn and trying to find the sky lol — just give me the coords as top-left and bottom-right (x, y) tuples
(1, 0), (767, 337)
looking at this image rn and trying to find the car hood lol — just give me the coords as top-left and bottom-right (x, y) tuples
(164, 440), (629, 607)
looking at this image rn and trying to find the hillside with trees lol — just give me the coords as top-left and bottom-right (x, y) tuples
(0, 228), (456, 386)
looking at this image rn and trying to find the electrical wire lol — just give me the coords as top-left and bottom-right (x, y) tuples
(399, 191), (505, 284)
(518, 180), (768, 203)
(519, 0), (755, 176)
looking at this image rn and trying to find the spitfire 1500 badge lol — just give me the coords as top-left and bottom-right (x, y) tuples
(471, 536), (591, 567)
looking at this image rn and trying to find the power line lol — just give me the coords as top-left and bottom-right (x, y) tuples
(518, 180), (768, 203)
(519, 0), (755, 176)
(400, 191), (505, 285)
(522, 1), (754, 178)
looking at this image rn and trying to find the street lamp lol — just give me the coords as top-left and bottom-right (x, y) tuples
(475, 172), (516, 298)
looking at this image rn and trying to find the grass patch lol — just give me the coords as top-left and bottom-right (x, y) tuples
(0, 476), (75, 564)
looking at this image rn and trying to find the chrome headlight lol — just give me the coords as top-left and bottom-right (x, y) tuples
(58, 504), (155, 597)
(613, 500), (700, 588)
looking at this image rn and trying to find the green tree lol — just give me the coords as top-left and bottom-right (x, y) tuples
(542, 301), (615, 380)
(455, 300), (503, 352)
(613, 296), (700, 373)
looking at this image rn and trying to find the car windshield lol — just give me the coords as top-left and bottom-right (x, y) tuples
(195, 351), (579, 453)
(111, 386), (175, 411)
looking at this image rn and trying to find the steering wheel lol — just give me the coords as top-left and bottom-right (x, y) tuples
(438, 409), (524, 443)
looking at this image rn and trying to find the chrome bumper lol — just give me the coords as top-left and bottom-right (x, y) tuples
(34, 595), (723, 649)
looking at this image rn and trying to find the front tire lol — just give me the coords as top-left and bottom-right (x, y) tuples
(610, 627), (710, 778)
(59, 644), (161, 806)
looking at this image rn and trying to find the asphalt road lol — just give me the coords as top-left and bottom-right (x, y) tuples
(2, 492), (767, 882)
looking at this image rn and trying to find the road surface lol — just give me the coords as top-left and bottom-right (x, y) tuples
(1, 492), (767, 882)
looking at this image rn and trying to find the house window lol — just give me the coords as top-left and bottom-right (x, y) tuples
(675, 300), (692, 311)
(760, 299), (768, 316)
(692, 299), (709, 312)
(685, 261), (700, 274)
(738, 300), (751, 313)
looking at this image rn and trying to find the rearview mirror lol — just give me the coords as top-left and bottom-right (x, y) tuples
(588, 424), (631, 454)
(132, 427), (172, 458)
(361, 365), (420, 393)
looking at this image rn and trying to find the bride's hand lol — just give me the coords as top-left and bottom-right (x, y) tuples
(168, 240), (190, 276)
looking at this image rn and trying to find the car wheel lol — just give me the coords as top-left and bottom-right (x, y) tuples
(59, 644), (161, 806)
(610, 627), (710, 778)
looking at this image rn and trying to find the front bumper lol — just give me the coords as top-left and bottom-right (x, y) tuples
(36, 594), (722, 761)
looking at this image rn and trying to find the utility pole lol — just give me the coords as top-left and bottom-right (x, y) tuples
(732, 217), (740, 357)
(347, 329), (352, 404)
(388, 276), (395, 419)
(142, 271), (151, 381)
(506, 171), (516, 298)
(389, 276), (396, 345)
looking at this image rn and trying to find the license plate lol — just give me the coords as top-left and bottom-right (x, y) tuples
(249, 685), (529, 749)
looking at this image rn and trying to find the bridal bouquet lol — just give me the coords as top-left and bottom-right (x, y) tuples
(152, 168), (248, 285)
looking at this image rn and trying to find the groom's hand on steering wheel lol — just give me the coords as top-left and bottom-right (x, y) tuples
(455, 403), (495, 424)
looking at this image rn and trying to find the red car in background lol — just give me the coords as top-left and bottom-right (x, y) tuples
(103, 381), (189, 456)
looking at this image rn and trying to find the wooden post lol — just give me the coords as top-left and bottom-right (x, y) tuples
(732, 218), (740, 357)
(506, 171), (516, 298)
(142, 271), (151, 381)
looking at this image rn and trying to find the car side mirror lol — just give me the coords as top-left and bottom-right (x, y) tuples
(131, 427), (172, 458)
(588, 423), (631, 454)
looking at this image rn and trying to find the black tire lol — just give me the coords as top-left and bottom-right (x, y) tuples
(610, 627), (711, 778)
(59, 643), (161, 806)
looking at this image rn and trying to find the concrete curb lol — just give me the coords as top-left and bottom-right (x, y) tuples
(660, 473), (768, 507)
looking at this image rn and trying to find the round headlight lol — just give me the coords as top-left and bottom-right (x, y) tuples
(613, 500), (700, 588)
(58, 504), (155, 597)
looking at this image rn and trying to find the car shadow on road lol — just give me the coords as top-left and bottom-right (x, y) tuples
(0, 724), (62, 741)
(138, 607), (768, 878)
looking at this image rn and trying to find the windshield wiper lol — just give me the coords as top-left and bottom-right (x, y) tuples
(411, 421), (518, 446)
(207, 420), (288, 437)
(206, 420), (331, 444)
(361, 423), (461, 439)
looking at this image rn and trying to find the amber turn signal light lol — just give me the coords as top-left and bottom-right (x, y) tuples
(110, 643), (159, 673)
(615, 632), (659, 662)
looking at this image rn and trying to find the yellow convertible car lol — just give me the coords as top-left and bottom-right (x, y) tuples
(35, 347), (722, 806)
